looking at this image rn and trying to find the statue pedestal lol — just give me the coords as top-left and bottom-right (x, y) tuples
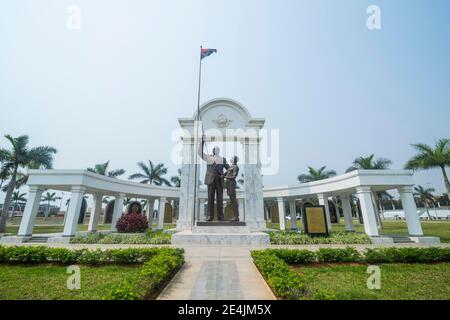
(171, 230), (270, 246)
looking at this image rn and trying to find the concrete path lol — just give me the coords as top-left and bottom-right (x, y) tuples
(157, 246), (276, 300)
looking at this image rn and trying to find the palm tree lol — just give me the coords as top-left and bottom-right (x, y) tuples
(170, 169), (182, 187)
(413, 185), (436, 220)
(0, 165), (11, 189)
(0, 135), (57, 232)
(297, 166), (337, 183)
(405, 139), (450, 200)
(11, 191), (27, 219)
(128, 160), (171, 186)
(41, 191), (61, 220)
(87, 161), (125, 178)
(346, 154), (392, 172)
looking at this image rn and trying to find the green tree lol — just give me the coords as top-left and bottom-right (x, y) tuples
(405, 139), (450, 199)
(346, 154), (392, 172)
(87, 161), (125, 178)
(297, 166), (337, 183)
(41, 191), (61, 220)
(413, 185), (436, 220)
(0, 135), (57, 232)
(11, 191), (27, 219)
(170, 169), (182, 187)
(128, 160), (171, 186)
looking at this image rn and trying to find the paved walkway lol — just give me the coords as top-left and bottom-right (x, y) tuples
(158, 246), (275, 300)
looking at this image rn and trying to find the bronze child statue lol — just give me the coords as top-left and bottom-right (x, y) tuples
(225, 156), (240, 222)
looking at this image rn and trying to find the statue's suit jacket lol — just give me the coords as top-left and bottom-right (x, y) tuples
(199, 148), (229, 186)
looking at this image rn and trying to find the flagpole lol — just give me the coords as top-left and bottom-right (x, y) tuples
(192, 46), (203, 227)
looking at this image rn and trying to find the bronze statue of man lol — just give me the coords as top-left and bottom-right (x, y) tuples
(225, 156), (239, 221)
(198, 139), (229, 221)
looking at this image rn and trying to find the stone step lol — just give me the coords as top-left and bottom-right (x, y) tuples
(193, 226), (251, 233)
(26, 236), (49, 243)
(172, 231), (270, 246)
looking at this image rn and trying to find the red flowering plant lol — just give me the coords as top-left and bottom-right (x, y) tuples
(116, 213), (149, 233)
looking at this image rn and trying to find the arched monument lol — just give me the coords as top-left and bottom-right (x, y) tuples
(173, 98), (269, 244)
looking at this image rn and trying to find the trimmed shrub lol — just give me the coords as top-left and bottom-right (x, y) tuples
(268, 231), (371, 245)
(251, 250), (307, 299)
(0, 245), (183, 265)
(365, 247), (450, 264)
(116, 213), (149, 233)
(104, 250), (184, 300)
(316, 247), (362, 263)
(70, 232), (171, 245)
(266, 249), (316, 264)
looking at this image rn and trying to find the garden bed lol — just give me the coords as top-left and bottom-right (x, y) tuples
(70, 230), (172, 245)
(251, 247), (450, 300)
(267, 231), (371, 245)
(0, 246), (184, 300)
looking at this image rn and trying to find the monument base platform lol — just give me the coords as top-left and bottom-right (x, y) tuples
(171, 230), (270, 246)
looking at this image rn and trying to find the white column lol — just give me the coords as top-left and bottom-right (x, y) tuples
(398, 186), (424, 236)
(177, 138), (195, 231)
(341, 195), (354, 232)
(242, 139), (266, 231)
(88, 193), (102, 232)
(146, 198), (156, 228)
(238, 198), (245, 222)
(198, 198), (206, 222)
(288, 199), (298, 230)
(63, 186), (86, 237)
(317, 194), (332, 231)
(111, 193), (125, 231)
(277, 197), (286, 231)
(157, 197), (167, 230)
(17, 186), (44, 236)
(356, 186), (379, 236)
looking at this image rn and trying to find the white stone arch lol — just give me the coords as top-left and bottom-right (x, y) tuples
(177, 98), (266, 231)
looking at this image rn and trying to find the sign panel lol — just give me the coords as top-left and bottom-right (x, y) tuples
(303, 206), (329, 236)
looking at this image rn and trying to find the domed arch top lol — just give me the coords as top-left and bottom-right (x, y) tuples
(179, 97), (265, 131)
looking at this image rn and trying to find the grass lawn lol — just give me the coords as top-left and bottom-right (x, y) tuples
(292, 263), (450, 300)
(268, 220), (450, 243)
(0, 264), (141, 300)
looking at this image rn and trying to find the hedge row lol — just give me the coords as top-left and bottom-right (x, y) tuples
(262, 247), (450, 264)
(0, 245), (181, 265)
(251, 247), (450, 299)
(70, 232), (171, 245)
(251, 250), (308, 299)
(268, 231), (371, 245)
(104, 250), (184, 300)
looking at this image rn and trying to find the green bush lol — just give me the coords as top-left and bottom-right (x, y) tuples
(70, 232), (171, 245)
(365, 247), (450, 263)
(266, 249), (316, 264)
(104, 250), (184, 300)
(0, 245), (183, 266)
(316, 247), (362, 263)
(268, 231), (371, 245)
(251, 250), (307, 299)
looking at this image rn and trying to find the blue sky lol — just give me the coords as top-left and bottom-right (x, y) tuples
(0, 0), (449, 200)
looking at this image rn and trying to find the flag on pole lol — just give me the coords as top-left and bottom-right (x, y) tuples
(201, 48), (217, 60)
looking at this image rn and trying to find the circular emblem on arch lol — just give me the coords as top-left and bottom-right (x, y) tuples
(213, 114), (232, 128)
